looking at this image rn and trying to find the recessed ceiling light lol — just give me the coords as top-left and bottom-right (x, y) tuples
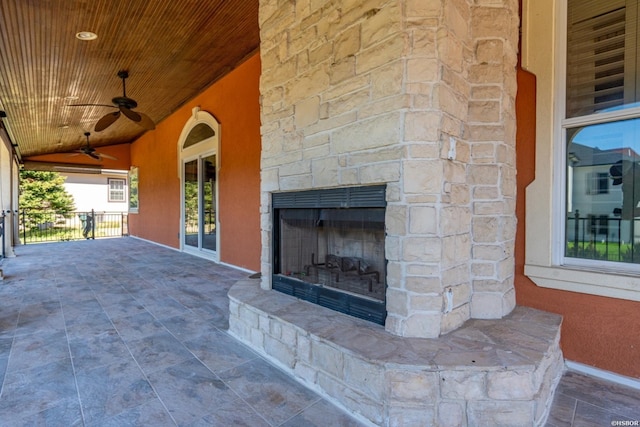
(75, 31), (98, 41)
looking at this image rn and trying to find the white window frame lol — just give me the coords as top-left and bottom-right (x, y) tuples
(522, 0), (640, 302)
(108, 178), (126, 202)
(177, 107), (220, 262)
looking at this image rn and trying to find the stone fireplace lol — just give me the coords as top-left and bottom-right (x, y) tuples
(229, 0), (564, 425)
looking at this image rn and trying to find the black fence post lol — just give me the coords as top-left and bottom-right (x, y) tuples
(1, 211), (5, 259)
(22, 210), (26, 245)
(573, 210), (580, 257)
(604, 216), (609, 260)
(91, 209), (95, 240)
(632, 218), (637, 263)
(617, 218), (622, 261)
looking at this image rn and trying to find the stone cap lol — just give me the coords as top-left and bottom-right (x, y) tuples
(229, 279), (562, 371)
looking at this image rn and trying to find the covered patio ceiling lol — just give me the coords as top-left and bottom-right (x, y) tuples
(0, 0), (259, 161)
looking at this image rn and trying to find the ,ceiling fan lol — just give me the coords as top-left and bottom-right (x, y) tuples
(67, 132), (117, 161)
(69, 70), (155, 132)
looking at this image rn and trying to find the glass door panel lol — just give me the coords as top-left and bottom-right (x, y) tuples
(202, 154), (216, 251)
(183, 159), (199, 248)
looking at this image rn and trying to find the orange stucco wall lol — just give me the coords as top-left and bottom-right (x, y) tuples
(515, 67), (640, 378)
(129, 53), (261, 271)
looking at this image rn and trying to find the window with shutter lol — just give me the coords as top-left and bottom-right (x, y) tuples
(565, 0), (640, 265)
(522, 0), (640, 300)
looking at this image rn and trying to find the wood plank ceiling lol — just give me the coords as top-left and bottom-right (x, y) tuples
(0, 0), (259, 159)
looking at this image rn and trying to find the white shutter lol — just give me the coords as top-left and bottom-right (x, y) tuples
(566, 2), (628, 118)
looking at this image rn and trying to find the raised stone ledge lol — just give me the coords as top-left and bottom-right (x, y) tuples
(228, 279), (564, 427)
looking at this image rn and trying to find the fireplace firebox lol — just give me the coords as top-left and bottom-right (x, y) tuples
(272, 186), (387, 324)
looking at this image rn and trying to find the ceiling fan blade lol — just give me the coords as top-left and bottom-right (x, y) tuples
(136, 112), (156, 130)
(97, 152), (118, 160)
(67, 103), (117, 108)
(95, 111), (120, 132)
(120, 106), (142, 122)
(85, 151), (101, 161)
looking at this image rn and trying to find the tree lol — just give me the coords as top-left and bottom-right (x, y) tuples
(19, 170), (76, 229)
(128, 167), (139, 211)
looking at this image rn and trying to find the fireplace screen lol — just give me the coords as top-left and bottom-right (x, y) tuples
(272, 186), (387, 324)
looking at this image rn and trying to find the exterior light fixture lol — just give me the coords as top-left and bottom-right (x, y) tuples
(75, 31), (98, 41)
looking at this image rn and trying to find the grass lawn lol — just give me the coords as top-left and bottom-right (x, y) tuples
(566, 241), (640, 262)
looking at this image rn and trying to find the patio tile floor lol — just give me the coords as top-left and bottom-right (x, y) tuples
(0, 238), (364, 426)
(545, 370), (640, 427)
(0, 238), (638, 426)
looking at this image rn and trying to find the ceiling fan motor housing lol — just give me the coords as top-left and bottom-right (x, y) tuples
(112, 96), (137, 109)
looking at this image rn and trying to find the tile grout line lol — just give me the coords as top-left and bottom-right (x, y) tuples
(275, 396), (324, 427)
(208, 326), (283, 427)
(57, 281), (88, 426)
(569, 393), (577, 427)
(209, 357), (278, 427)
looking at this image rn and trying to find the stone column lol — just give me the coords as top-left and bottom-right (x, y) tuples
(258, 0), (519, 338)
(467, 1), (519, 319)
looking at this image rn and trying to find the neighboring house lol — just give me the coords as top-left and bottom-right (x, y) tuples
(566, 143), (640, 244)
(61, 170), (129, 214)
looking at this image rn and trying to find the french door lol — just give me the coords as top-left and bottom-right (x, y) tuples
(182, 153), (218, 259)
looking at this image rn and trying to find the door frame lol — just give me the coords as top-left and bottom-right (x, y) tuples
(178, 107), (220, 261)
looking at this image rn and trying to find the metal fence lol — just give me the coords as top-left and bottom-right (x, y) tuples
(20, 209), (128, 244)
(567, 212), (639, 263)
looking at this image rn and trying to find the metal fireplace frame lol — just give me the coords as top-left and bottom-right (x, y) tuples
(272, 185), (387, 325)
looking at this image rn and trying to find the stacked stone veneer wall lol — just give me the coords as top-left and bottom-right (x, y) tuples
(259, 0), (519, 338)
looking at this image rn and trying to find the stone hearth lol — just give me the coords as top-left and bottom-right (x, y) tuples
(229, 279), (564, 427)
